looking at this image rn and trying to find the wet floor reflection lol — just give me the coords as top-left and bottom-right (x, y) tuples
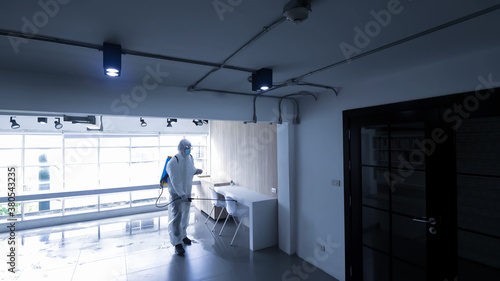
(0, 207), (338, 281)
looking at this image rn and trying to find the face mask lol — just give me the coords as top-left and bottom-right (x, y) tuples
(185, 149), (191, 155)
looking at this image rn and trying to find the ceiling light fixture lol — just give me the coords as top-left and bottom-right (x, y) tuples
(103, 42), (122, 77)
(38, 117), (48, 124)
(252, 68), (273, 91)
(167, 118), (177, 128)
(192, 119), (204, 126)
(10, 117), (20, 129)
(54, 118), (63, 129)
(140, 118), (147, 127)
(283, 0), (311, 24)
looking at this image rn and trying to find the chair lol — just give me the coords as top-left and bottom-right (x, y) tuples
(218, 195), (249, 246)
(205, 187), (226, 232)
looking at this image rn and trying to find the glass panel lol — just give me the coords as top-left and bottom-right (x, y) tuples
(392, 213), (427, 269)
(393, 259), (426, 281)
(0, 149), (22, 166)
(361, 125), (389, 166)
(0, 167), (25, 195)
(362, 166), (390, 210)
(131, 189), (158, 207)
(392, 171), (426, 218)
(131, 147), (159, 162)
(391, 123), (426, 169)
(64, 196), (98, 215)
(189, 135), (207, 146)
(23, 166), (63, 193)
(64, 137), (98, 148)
(131, 136), (158, 147)
(362, 206), (390, 254)
(24, 199), (63, 220)
(160, 147), (178, 158)
(458, 175), (500, 237)
(65, 148), (98, 164)
(456, 116), (500, 176)
(458, 230), (500, 270)
(100, 192), (130, 210)
(0, 135), (22, 148)
(65, 164), (99, 190)
(25, 135), (62, 148)
(100, 148), (130, 163)
(24, 149), (63, 165)
(130, 162), (159, 186)
(363, 247), (390, 281)
(100, 137), (130, 147)
(191, 146), (206, 159)
(100, 163), (130, 188)
(0, 202), (22, 224)
(458, 257), (500, 279)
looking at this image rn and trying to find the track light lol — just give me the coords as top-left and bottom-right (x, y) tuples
(103, 42), (122, 77)
(167, 118), (177, 128)
(203, 120), (209, 125)
(38, 117), (47, 124)
(252, 68), (273, 91)
(54, 118), (63, 129)
(140, 118), (147, 127)
(192, 119), (203, 126)
(10, 117), (20, 129)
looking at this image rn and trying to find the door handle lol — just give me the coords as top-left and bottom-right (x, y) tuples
(412, 217), (436, 225)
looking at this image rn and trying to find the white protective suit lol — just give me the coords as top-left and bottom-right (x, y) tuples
(166, 139), (201, 246)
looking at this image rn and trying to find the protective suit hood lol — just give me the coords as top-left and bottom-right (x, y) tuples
(178, 139), (192, 157)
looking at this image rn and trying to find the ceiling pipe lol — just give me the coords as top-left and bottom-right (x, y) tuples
(0, 30), (256, 73)
(293, 3), (500, 81)
(188, 16), (286, 91)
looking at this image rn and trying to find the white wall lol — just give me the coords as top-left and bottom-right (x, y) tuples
(293, 46), (500, 281)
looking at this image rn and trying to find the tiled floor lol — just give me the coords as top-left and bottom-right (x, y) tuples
(0, 207), (338, 281)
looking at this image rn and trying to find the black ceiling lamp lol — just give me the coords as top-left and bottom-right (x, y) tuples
(140, 118), (147, 127)
(192, 119), (203, 126)
(38, 117), (48, 124)
(252, 68), (273, 91)
(167, 118), (177, 128)
(10, 117), (20, 129)
(103, 42), (122, 77)
(54, 118), (63, 129)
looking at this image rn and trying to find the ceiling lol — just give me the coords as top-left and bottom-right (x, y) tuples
(1, 0), (499, 98)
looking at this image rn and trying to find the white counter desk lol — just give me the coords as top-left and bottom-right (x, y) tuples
(214, 185), (277, 251)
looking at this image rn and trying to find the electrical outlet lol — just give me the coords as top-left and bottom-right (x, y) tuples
(271, 187), (277, 194)
(331, 179), (341, 186)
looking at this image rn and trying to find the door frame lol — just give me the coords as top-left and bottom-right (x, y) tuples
(343, 87), (500, 280)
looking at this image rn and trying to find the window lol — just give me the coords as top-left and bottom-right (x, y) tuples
(0, 133), (209, 195)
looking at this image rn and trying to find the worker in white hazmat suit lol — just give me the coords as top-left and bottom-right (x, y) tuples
(166, 139), (203, 255)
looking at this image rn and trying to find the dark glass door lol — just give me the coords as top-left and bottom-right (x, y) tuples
(347, 109), (456, 281)
(344, 89), (500, 281)
(455, 115), (500, 279)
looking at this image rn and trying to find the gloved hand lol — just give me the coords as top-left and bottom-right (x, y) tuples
(180, 195), (189, 202)
(195, 169), (203, 175)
